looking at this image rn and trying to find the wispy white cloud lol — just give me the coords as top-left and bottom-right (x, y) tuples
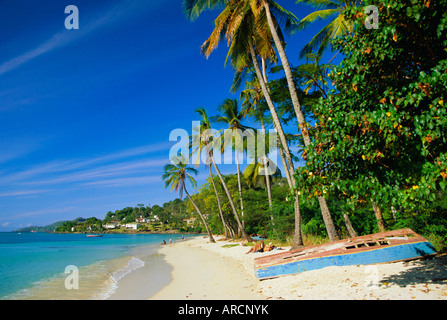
(83, 175), (161, 187)
(0, 189), (52, 198)
(0, 32), (71, 76)
(0, 0), (159, 76)
(25, 158), (168, 187)
(0, 141), (173, 197)
(14, 206), (77, 218)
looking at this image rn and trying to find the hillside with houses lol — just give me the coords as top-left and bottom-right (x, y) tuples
(52, 199), (202, 234)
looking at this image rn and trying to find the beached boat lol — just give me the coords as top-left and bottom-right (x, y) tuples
(254, 228), (437, 280)
(86, 234), (103, 237)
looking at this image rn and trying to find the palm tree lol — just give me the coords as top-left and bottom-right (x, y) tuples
(259, 0), (340, 242)
(191, 108), (251, 241)
(191, 108), (229, 238)
(213, 98), (252, 229)
(206, 169), (229, 238)
(197, 0), (297, 192)
(240, 77), (274, 209)
(162, 157), (215, 243)
(186, 0), (307, 245)
(296, 53), (332, 98)
(295, 0), (356, 59)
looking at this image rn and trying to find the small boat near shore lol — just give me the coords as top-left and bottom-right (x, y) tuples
(254, 228), (437, 280)
(86, 234), (103, 238)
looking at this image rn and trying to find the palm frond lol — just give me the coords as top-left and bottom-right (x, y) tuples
(299, 17), (334, 59)
(296, 9), (338, 31)
(182, 0), (227, 21)
(267, 0), (301, 34)
(295, 0), (339, 10)
(201, 5), (232, 57)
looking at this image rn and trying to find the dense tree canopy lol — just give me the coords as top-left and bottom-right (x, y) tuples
(295, 0), (447, 212)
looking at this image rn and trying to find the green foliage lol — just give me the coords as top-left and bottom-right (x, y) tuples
(54, 0), (447, 251)
(55, 217), (104, 233)
(296, 0), (447, 210)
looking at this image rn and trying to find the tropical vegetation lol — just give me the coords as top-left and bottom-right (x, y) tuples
(48, 0), (447, 253)
(163, 0), (447, 251)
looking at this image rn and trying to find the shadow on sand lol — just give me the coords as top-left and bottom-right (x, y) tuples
(380, 254), (447, 287)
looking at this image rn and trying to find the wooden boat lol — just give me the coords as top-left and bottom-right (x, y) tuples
(254, 229), (437, 280)
(86, 234), (103, 237)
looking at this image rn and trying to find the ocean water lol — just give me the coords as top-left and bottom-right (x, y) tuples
(0, 232), (183, 300)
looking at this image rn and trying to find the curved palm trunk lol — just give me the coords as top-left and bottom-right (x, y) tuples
(372, 202), (386, 233)
(248, 39), (295, 181)
(257, 65), (273, 211)
(210, 154), (251, 241)
(249, 38), (303, 246)
(263, 1), (310, 145)
(184, 186), (215, 243)
(278, 143), (303, 246)
(235, 150), (245, 229)
(343, 213), (358, 238)
(209, 164), (228, 238)
(258, 115), (274, 228)
(259, 124), (272, 210)
(263, 1), (339, 242)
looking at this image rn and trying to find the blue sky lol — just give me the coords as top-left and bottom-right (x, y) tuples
(0, 0), (334, 231)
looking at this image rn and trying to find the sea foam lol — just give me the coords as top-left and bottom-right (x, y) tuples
(94, 256), (145, 300)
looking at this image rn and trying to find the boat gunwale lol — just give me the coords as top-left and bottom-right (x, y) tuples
(254, 229), (430, 269)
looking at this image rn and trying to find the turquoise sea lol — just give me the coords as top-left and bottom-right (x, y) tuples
(0, 232), (184, 300)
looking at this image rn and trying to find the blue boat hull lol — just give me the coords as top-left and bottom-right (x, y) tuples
(256, 241), (436, 280)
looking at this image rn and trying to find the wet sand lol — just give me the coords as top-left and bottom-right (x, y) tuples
(149, 238), (264, 300)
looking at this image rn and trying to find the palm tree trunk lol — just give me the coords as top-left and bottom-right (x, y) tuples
(209, 164), (228, 238)
(263, 0), (310, 146)
(248, 39), (295, 183)
(235, 150), (245, 229)
(258, 114), (273, 227)
(372, 202), (386, 233)
(210, 154), (251, 241)
(318, 197), (339, 241)
(249, 38), (303, 246)
(293, 193), (303, 247)
(184, 186), (215, 243)
(343, 213), (358, 238)
(259, 59), (273, 211)
(259, 121), (272, 210)
(277, 140), (293, 189)
(263, 0), (339, 242)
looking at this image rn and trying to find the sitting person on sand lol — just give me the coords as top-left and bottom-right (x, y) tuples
(246, 240), (265, 254)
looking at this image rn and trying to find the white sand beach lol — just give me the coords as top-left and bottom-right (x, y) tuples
(150, 235), (447, 300)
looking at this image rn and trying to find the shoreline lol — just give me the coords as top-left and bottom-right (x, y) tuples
(148, 235), (447, 300)
(0, 233), (183, 300)
(149, 236), (265, 300)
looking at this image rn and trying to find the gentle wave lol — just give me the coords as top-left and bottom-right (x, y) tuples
(94, 256), (145, 300)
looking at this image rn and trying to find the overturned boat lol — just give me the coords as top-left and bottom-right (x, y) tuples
(254, 229), (437, 280)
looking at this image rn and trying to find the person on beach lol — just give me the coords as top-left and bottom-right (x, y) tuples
(246, 241), (265, 254)
(169, 238), (172, 244)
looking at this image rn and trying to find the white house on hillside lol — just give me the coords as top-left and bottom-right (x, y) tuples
(124, 223), (140, 230)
